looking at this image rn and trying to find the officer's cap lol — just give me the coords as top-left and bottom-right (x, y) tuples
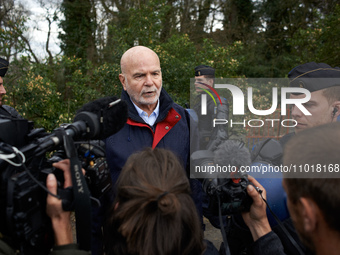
(195, 65), (215, 77)
(0, 58), (9, 77)
(288, 62), (340, 92)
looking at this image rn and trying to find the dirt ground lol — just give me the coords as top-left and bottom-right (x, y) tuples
(203, 216), (223, 251)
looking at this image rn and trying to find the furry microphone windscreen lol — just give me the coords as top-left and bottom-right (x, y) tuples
(75, 96), (128, 140)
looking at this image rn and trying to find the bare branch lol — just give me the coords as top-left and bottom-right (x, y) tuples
(19, 34), (40, 64)
(46, 16), (54, 65)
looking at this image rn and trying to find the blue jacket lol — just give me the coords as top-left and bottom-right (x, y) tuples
(105, 88), (192, 184)
(105, 88), (202, 216)
(91, 89), (202, 255)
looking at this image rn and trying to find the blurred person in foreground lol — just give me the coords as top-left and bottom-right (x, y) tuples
(244, 122), (340, 255)
(104, 148), (218, 255)
(247, 62), (340, 254)
(21, 149), (218, 255)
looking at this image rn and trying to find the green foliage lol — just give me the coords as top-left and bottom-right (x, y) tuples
(92, 62), (122, 97)
(59, 0), (97, 60)
(9, 59), (64, 130)
(104, 0), (169, 53)
(6, 56), (121, 131)
(0, 15), (27, 57)
(154, 34), (196, 105)
(4, 0), (340, 134)
(289, 4), (340, 66)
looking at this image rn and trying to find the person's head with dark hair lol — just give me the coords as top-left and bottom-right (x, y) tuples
(194, 65), (215, 92)
(288, 62), (340, 133)
(104, 148), (206, 255)
(0, 58), (9, 106)
(282, 122), (340, 254)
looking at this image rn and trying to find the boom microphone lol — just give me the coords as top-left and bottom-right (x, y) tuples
(35, 96), (128, 155)
(75, 96), (128, 140)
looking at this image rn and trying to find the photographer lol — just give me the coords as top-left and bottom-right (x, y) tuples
(0, 159), (90, 255)
(46, 159), (90, 255)
(246, 61), (340, 255)
(282, 122), (340, 255)
(242, 176), (286, 255)
(244, 122), (340, 255)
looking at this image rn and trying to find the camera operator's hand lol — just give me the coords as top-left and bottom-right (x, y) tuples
(242, 175), (271, 241)
(46, 159), (73, 246)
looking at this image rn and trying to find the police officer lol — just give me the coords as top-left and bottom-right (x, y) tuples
(193, 65), (228, 150)
(279, 62), (340, 146)
(0, 58), (22, 118)
(246, 62), (340, 255)
(253, 62), (340, 163)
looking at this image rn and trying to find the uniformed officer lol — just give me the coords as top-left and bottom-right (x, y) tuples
(280, 62), (340, 146)
(193, 65), (228, 150)
(0, 58), (22, 118)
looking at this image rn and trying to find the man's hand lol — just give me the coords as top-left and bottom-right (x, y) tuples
(46, 159), (73, 246)
(242, 175), (272, 241)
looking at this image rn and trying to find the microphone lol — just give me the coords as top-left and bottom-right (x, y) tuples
(75, 96), (128, 140)
(35, 96), (128, 155)
(198, 140), (253, 215)
(214, 140), (251, 173)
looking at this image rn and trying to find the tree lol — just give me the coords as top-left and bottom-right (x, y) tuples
(289, 4), (340, 67)
(59, 0), (98, 62)
(0, 0), (29, 59)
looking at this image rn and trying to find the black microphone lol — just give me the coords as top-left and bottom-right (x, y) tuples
(75, 96), (128, 140)
(35, 96), (128, 155)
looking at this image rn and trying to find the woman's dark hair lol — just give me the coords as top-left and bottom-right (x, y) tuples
(104, 148), (205, 255)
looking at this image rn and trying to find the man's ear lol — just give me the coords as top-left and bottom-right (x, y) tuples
(208, 78), (214, 87)
(299, 197), (318, 232)
(119, 74), (127, 91)
(332, 101), (340, 120)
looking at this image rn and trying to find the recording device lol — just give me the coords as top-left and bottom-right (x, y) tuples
(48, 140), (111, 204)
(191, 140), (254, 215)
(0, 96), (128, 254)
(205, 140), (253, 215)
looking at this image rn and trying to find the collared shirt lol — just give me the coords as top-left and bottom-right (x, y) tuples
(132, 100), (159, 126)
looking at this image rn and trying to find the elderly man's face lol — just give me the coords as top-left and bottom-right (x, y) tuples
(119, 50), (162, 113)
(290, 89), (335, 133)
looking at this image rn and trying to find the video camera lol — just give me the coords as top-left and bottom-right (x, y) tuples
(0, 96), (128, 254)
